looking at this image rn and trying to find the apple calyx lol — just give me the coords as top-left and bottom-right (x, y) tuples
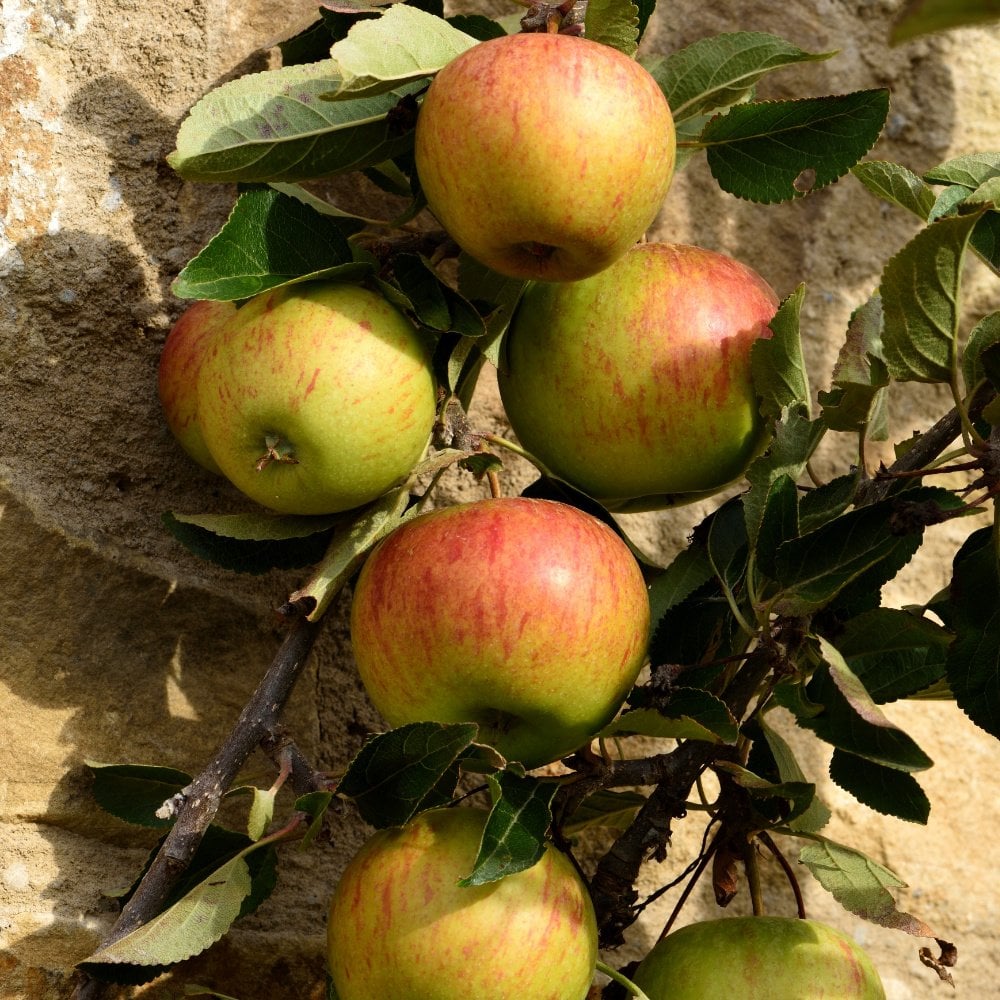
(254, 434), (299, 472)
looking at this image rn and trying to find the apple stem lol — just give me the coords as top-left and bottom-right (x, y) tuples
(595, 960), (653, 1000)
(656, 832), (721, 943)
(255, 434), (298, 472)
(758, 830), (807, 919)
(745, 839), (765, 917)
(482, 433), (553, 475)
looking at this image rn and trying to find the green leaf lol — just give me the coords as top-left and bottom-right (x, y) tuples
(923, 152), (1000, 188)
(963, 311), (1000, 392)
(751, 284), (810, 422)
(702, 90), (889, 204)
(829, 749), (930, 824)
(833, 608), (952, 703)
(707, 496), (750, 604)
(850, 160), (936, 220)
(644, 32), (834, 125)
(172, 188), (364, 301)
(338, 722), (478, 828)
(162, 511), (337, 575)
(327, 5), (478, 99)
(459, 772), (558, 886)
(603, 690), (739, 744)
(743, 407), (826, 549)
(801, 637), (934, 772)
(294, 485), (413, 620)
(928, 183), (973, 223)
(584, 0), (640, 57)
(268, 181), (383, 232)
(295, 791), (336, 848)
(758, 716), (831, 833)
(389, 253), (485, 336)
(247, 788), (275, 842)
(86, 762), (191, 829)
(168, 61), (420, 183)
(797, 837), (935, 935)
(562, 789), (647, 837)
(715, 762), (819, 829)
(445, 14), (508, 41)
(892, 1), (1000, 44)
(648, 544), (715, 640)
(754, 474), (800, 580)
(167, 510), (343, 542)
(945, 527), (1000, 738)
(818, 294), (890, 436)
(879, 209), (988, 383)
(83, 851), (255, 965)
(772, 497), (925, 616)
(798, 471), (860, 534)
(459, 255), (527, 369)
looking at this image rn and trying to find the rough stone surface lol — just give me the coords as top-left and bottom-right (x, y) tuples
(2, 0), (999, 997)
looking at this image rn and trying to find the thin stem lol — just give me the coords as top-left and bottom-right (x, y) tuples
(745, 839), (764, 916)
(657, 834), (720, 942)
(482, 433), (550, 472)
(758, 831), (807, 919)
(596, 960), (653, 1000)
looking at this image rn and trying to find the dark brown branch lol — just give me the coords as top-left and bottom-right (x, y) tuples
(71, 611), (323, 1000)
(855, 382), (996, 506)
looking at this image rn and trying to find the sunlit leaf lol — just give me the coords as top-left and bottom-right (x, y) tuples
(584, 0), (639, 57)
(892, 1), (1000, 45)
(880, 209), (988, 383)
(327, 5), (478, 99)
(796, 836), (936, 936)
(850, 160), (936, 219)
(645, 32), (834, 124)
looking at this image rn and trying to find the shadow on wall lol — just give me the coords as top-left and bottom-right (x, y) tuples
(0, 488), (375, 999)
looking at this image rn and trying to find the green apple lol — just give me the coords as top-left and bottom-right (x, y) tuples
(414, 33), (676, 282)
(195, 281), (436, 515)
(632, 916), (886, 999)
(327, 806), (598, 1000)
(498, 242), (779, 510)
(158, 298), (235, 474)
(349, 497), (649, 768)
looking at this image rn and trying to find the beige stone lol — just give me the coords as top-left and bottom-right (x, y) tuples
(2, 0), (999, 997)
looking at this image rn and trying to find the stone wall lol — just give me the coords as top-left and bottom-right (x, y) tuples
(2, 0), (999, 997)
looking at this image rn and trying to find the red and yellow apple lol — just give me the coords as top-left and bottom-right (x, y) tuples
(498, 242), (779, 510)
(194, 281), (436, 515)
(349, 497), (650, 768)
(158, 298), (235, 474)
(414, 33), (676, 281)
(632, 916), (886, 999)
(327, 806), (598, 1000)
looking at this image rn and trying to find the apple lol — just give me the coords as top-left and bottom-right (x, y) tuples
(414, 33), (676, 282)
(327, 806), (598, 1000)
(498, 242), (779, 510)
(632, 916), (886, 999)
(158, 298), (235, 474)
(349, 496), (650, 768)
(194, 281), (437, 515)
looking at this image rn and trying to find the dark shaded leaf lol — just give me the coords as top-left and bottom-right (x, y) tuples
(338, 722), (478, 828)
(829, 749), (930, 823)
(945, 527), (1000, 738)
(562, 789), (647, 837)
(833, 608), (952, 702)
(460, 771), (558, 886)
(702, 91), (889, 203)
(648, 544), (715, 640)
(162, 511), (336, 574)
(892, 0), (1000, 43)
(172, 188), (364, 301)
(86, 762), (191, 829)
(603, 689), (739, 744)
(755, 474), (800, 581)
(799, 639), (934, 772)
(798, 471), (860, 534)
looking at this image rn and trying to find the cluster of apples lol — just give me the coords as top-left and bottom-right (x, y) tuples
(160, 29), (885, 1000)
